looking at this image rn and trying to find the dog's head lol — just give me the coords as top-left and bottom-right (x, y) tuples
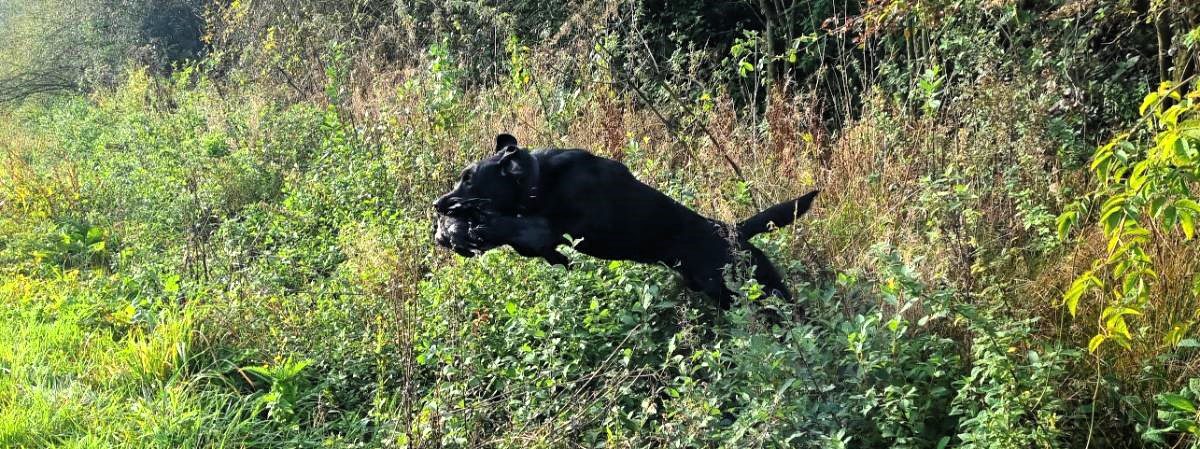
(434, 133), (540, 217)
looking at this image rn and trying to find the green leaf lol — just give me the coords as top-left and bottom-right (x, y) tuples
(86, 226), (104, 242)
(163, 274), (181, 294)
(1181, 209), (1195, 240)
(1164, 321), (1192, 347)
(1181, 119), (1200, 141)
(935, 436), (951, 449)
(1140, 91), (1161, 115)
(737, 60), (754, 77)
(1177, 199), (1200, 214)
(1101, 198), (1127, 238)
(1091, 147), (1114, 175)
(1106, 227), (1124, 255)
(1163, 106), (1184, 126)
(1172, 418), (1200, 434)
(1088, 334), (1106, 353)
(1056, 210), (1077, 240)
(1142, 428), (1167, 444)
(1150, 196), (1168, 217)
(1162, 393), (1197, 413)
(1159, 131), (1180, 159)
(1129, 160), (1150, 190)
(1063, 273), (1095, 317)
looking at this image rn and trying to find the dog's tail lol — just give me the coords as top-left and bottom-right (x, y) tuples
(736, 190), (819, 238)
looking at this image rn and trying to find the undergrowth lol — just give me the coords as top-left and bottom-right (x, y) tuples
(1, 1), (1198, 446)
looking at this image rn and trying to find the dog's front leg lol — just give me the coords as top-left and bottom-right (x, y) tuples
(469, 214), (569, 267)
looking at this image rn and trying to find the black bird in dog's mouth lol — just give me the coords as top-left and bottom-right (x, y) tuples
(433, 133), (818, 309)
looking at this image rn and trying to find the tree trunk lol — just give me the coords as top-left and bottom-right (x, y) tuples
(1155, 6), (1171, 85)
(758, 0), (778, 84)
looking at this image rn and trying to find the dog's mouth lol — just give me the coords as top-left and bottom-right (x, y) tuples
(433, 213), (495, 257)
(441, 198), (492, 219)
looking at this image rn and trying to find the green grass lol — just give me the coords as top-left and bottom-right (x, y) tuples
(0, 273), (195, 447)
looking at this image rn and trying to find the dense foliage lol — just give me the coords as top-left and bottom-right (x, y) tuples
(1, 0), (1199, 447)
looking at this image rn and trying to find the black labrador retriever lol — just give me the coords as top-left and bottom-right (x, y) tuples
(434, 134), (818, 309)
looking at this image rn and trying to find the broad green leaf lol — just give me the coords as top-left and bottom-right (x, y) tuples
(1142, 428), (1167, 444)
(1164, 321), (1192, 347)
(1181, 209), (1195, 240)
(1106, 229), (1125, 256)
(1172, 418), (1200, 434)
(1140, 91), (1161, 115)
(1180, 119), (1200, 141)
(1110, 317), (1132, 339)
(1056, 210), (1077, 240)
(1176, 199), (1200, 213)
(1150, 196), (1168, 217)
(1129, 160), (1150, 190)
(1162, 393), (1197, 413)
(1064, 272), (1097, 317)
(1174, 135), (1194, 165)
(1163, 105), (1184, 126)
(1123, 227), (1151, 239)
(1088, 334), (1106, 353)
(1101, 306), (1142, 321)
(1091, 148), (1113, 175)
(1159, 132), (1179, 159)
(1111, 333), (1133, 349)
(1100, 194), (1128, 214)
(1121, 271), (1144, 295)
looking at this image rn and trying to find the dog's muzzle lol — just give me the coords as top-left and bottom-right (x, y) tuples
(433, 195), (457, 216)
(434, 196), (492, 219)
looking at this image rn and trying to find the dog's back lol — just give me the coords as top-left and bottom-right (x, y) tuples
(531, 149), (708, 263)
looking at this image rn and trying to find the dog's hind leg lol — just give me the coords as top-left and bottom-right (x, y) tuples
(748, 246), (791, 301)
(683, 271), (737, 309)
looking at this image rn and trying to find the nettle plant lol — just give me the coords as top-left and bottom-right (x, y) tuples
(1058, 81), (1200, 352)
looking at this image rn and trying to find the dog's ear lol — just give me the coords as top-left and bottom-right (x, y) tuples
(498, 147), (536, 181)
(498, 148), (541, 213)
(495, 133), (519, 154)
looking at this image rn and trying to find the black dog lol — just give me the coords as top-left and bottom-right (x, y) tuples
(434, 134), (817, 309)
